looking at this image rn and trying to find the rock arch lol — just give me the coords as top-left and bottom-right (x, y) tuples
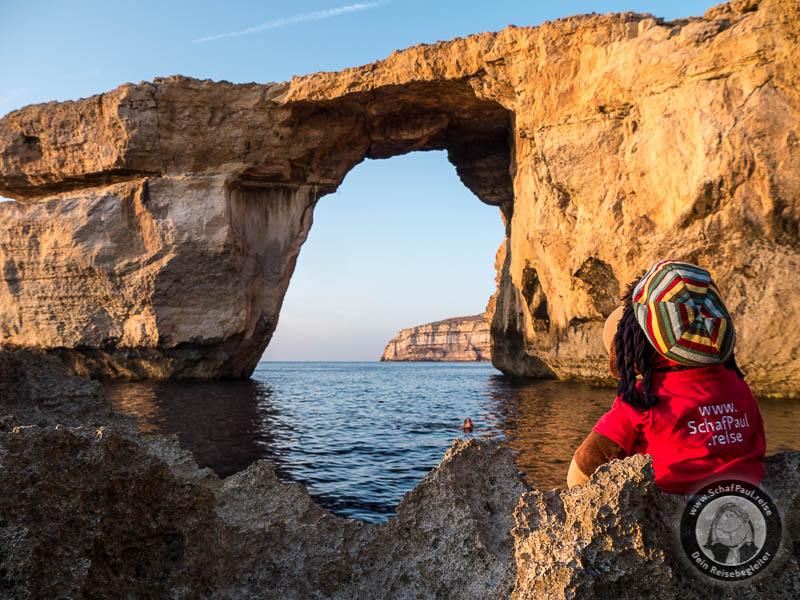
(0, 72), (515, 379)
(0, 0), (799, 394)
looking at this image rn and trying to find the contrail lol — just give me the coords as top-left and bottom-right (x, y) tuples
(193, 1), (387, 44)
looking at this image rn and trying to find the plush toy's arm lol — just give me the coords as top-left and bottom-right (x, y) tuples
(566, 431), (627, 487)
(567, 457), (590, 487)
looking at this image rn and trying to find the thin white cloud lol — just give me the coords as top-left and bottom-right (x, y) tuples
(193, 1), (388, 44)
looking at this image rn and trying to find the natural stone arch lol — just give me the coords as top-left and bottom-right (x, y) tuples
(0, 72), (516, 379)
(0, 0), (799, 395)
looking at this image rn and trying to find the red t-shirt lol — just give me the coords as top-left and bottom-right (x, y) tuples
(593, 364), (766, 494)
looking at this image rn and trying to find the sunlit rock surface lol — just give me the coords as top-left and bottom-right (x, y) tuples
(0, 177), (316, 378)
(1, 0), (799, 393)
(381, 314), (491, 361)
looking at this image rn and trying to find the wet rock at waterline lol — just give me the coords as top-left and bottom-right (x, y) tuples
(381, 314), (491, 362)
(1, 0), (800, 395)
(2, 353), (800, 598)
(4, 427), (800, 597)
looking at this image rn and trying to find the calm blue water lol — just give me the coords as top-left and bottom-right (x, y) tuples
(104, 362), (800, 523)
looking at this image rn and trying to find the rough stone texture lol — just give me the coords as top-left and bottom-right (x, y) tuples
(381, 313), (491, 361)
(1, 0), (799, 393)
(0, 349), (129, 429)
(0, 351), (525, 598)
(3, 414), (800, 597)
(0, 426), (231, 600)
(513, 456), (676, 599)
(0, 176), (316, 378)
(215, 438), (524, 599)
(512, 453), (800, 599)
(0, 430), (524, 599)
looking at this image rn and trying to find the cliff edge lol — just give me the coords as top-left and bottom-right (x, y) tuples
(381, 314), (491, 362)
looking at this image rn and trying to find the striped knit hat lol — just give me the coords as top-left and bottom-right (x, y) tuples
(632, 260), (735, 366)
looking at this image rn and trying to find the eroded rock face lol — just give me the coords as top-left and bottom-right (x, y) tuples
(0, 176), (317, 378)
(512, 455), (676, 599)
(0, 350), (526, 598)
(0, 426), (231, 599)
(215, 438), (524, 599)
(0, 427), (525, 599)
(512, 453), (800, 599)
(0, 424), (525, 598)
(1, 0), (799, 392)
(381, 314), (491, 361)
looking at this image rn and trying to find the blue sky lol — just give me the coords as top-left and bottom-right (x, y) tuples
(1, 0), (719, 360)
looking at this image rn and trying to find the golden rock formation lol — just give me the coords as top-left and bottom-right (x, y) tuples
(0, 0), (798, 394)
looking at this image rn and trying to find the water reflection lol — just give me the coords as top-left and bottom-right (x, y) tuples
(486, 376), (800, 490)
(484, 376), (612, 489)
(104, 363), (800, 522)
(247, 361), (502, 522)
(105, 379), (292, 478)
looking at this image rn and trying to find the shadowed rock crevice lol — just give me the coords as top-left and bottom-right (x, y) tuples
(520, 264), (550, 332)
(573, 257), (620, 319)
(490, 244), (556, 379)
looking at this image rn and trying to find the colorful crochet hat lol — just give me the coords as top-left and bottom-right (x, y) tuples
(632, 260), (735, 366)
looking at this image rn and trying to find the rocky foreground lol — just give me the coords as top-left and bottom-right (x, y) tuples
(2, 353), (800, 599)
(381, 314), (491, 362)
(0, 0), (798, 395)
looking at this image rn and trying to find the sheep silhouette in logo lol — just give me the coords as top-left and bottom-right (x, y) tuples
(703, 501), (758, 565)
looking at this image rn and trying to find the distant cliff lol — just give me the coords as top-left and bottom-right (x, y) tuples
(381, 314), (491, 362)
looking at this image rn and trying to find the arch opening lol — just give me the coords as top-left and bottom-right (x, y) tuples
(112, 148), (509, 522)
(255, 149), (507, 521)
(223, 81), (517, 376)
(264, 149), (505, 362)
(0, 75), (517, 385)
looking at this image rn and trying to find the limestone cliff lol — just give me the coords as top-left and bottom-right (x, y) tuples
(0, 0), (799, 394)
(381, 314), (491, 361)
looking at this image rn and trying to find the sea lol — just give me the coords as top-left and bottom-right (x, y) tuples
(104, 361), (800, 523)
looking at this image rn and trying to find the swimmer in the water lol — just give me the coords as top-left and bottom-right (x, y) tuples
(463, 418), (474, 433)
